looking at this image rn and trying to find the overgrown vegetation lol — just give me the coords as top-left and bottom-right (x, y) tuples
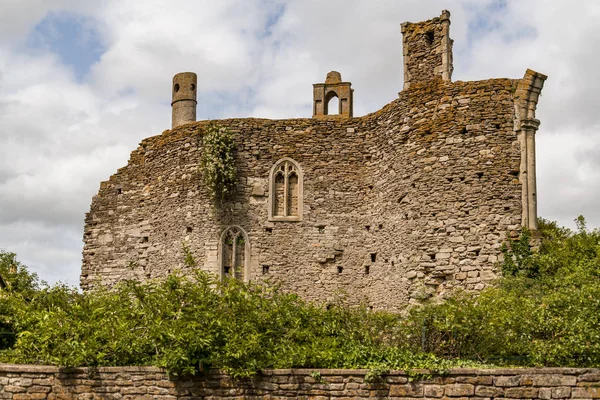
(199, 122), (237, 203)
(0, 251), (41, 349)
(1, 216), (599, 376)
(0, 269), (462, 377)
(404, 216), (600, 366)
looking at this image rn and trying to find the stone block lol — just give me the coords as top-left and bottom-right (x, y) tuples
(444, 383), (474, 397)
(532, 375), (577, 387)
(505, 386), (539, 398)
(539, 387), (552, 399)
(475, 385), (503, 397)
(552, 386), (571, 398)
(389, 383), (423, 397)
(495, 375), (521, 387)
(572, 387), (600, 399)
(424, 384), (445, 397)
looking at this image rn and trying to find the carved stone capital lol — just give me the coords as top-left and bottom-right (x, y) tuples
(520, 118), (540, 132)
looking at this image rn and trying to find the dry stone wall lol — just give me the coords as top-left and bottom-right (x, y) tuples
(2, 364), (600, 399)
(82, 75), (529, 310)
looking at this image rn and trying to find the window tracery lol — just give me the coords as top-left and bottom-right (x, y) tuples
(219, 226), (249, 281)
(268, 158), (303, 221)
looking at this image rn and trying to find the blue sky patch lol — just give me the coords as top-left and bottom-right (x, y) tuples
(464, 0), (536, 45)
(254, 1), (286, 41)
(28, 11), (105, 81)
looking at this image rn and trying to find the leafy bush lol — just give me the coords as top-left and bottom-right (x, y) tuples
(199, 122), (237, 203)
(0, 250), (40, 295)
(0, 251), (43, 350)
(0, 271), (461, 377)
(1, 216), (599, 375)
(404, 216), (600, 367)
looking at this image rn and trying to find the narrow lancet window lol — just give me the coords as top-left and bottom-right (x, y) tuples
(268, 158), (303, 221)
(287, 172), (298, 216)
(220, 226), (249, 281)
(274, 171), (285, 216)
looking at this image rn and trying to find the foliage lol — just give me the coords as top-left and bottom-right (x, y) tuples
(181, 242), (197, 268)
(500, 227), (534, 277)
(309, 370), (322, 382)
(402, 216), (600, 367)
(0, 270), (463, 377)
(1, 215), (600, 375)
(199, 122), (237, 204)
(0, 250), (41, 295)
(0, 251), (43, 350)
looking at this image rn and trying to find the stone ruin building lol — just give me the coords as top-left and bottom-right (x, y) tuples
(81, 11), (547, 310)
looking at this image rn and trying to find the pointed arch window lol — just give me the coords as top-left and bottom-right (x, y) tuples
(268, 158), (303, 221)
(219, 226), (249, 281)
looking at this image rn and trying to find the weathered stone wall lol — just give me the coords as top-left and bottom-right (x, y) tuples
(82, 75), (531, 310)
(368, 78), (523, 302)
(2, 364), (600, 399)
(81, 10), (547, 310)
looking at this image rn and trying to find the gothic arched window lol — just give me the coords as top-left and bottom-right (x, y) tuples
(219, 226), (249, 281)
(268, 158), (303, 221)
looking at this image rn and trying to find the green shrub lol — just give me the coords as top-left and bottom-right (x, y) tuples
(0, 269), (462, 377)
(1, 216), (599, 375)
(0, 251), (43, 350)
(405, 216), (600, 367)
(0, 250), (40, 295)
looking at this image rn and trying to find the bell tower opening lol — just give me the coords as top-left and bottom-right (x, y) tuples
(313, 71), (353, 118)
(325, 92), (340, 115)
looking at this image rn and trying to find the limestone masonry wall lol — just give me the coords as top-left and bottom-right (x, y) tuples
(81, 10), (547, 310)
(2, 364), (600, 399)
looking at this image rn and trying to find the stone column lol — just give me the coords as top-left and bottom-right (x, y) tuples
(519, 118), (540, 230)
(438, 10), (453, 82)
(514, 69), (547, 231)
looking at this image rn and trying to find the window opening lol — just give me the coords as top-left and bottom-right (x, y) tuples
(220, 226), (248, 281)
(326, 95), (339, 115)
(425, 31), (434, 45)
(269, 158), (303, 221)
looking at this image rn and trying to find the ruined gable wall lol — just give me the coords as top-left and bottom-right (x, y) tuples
(82, 77), (523, 310)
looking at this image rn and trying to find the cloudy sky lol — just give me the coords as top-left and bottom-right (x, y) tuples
(0, 0), (599, 286)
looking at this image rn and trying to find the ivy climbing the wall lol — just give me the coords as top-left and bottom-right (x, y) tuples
(199, 123), (237, 204)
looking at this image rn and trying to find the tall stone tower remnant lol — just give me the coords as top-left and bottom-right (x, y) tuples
(171, 72), (197, 128)
(401, 9), (453, 90)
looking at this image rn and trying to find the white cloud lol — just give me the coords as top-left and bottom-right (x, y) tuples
(0, 0), (599, 286)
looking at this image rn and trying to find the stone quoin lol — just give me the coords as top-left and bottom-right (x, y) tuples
(81, 11), (547, 310)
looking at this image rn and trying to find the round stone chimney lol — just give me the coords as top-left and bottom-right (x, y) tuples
(171, 72), (197, 128)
